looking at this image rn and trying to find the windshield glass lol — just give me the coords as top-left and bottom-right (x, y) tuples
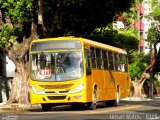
(30, 51), (83, 81)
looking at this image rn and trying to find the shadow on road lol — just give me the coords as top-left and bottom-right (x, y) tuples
(29, 102), (117, 112)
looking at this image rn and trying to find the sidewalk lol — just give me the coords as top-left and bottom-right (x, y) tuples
(121, 96), (160, 101)
(0, 102), (41, 113)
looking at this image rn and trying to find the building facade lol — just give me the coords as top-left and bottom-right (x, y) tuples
(134, 0), (153, 54)
(0, 51), (15, 103)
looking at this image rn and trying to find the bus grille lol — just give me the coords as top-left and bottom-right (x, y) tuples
(40, 84), (73, 89)
(47, 96), (66, 100)
(45, 90), (69, 94)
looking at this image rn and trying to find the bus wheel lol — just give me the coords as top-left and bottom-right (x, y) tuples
(72, 103), (85, 110)
(88, 88), (97, 110)
(115, 89), (120, 106)
(41, 104), (52, 111)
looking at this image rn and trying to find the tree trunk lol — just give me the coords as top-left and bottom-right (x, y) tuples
(132, 78), (145, 98)
(38, 0), (46, 32)
(7, 61), (29, 106)
(6, 23), (39, 108)
(0, 7), (40, 110)
(132, 60), (155, 98)
(38, 0), (43, 25)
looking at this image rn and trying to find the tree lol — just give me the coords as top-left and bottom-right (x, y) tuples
(130, 53), (151, 98)
(146, 0), (160, 98)
(89, 27), (139, 54)
(150, 0), (160, 21)
(0, 0), (37, 107)
(130, 0), (160, 98)
(42, 0), (136, 37)
(0, 0), (135, 109)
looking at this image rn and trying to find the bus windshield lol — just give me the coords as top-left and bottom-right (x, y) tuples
(30, 51), (83, 82)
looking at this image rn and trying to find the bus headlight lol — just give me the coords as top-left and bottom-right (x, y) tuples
(69, 83), (85, 93)
(32, 86), (45, 94)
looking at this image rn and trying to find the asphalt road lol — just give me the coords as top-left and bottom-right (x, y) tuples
(1, 100), (160, 120)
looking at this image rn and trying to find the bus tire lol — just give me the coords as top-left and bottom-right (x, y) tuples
(87, 88), (97, 110)
(41, 104), (52, 111)
(106, 100), (117, 107)
(115, 89), (120, 106)
(72, 103), (85, 110)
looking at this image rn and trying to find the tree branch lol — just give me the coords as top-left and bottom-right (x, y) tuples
(138, 60), (155, 84)
(15, 38), (31, 60)
(0, 46), (9, 53)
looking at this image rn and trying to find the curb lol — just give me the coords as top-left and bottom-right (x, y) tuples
(121, 97), (160, 101)
(0, 104), (41, 112)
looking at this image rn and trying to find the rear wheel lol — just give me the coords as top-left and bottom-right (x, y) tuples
(115, 89), (120, 106)
(87, 88), (98, 110)
(41, 104), (52, 111)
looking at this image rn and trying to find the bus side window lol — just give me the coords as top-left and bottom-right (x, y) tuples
(124, 55), (128, 72)
(103, 50), (108, 70)
(120, 54), (125, 72)
(90, 47), (96, 68)
(96, 48), (103, 69)
(108, 51), (114, 70)
(119, 54), (123, 72)
(85, 48), (91, 75)
(114, 52), (119, 71)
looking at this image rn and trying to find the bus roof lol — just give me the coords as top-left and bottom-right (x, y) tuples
(83, 38), (127, 54)
(31, 36), (127, 54)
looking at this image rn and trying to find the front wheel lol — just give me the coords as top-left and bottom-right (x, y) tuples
(72, 103), (85, 110)
(87, 88), (98, 110)
(41, 104), (52, 111)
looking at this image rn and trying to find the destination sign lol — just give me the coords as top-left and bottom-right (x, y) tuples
(31, 40), (82, 51)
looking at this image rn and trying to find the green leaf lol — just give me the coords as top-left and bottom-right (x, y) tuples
(7, 0), (14, 4)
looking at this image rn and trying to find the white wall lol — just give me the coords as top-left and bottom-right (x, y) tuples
(3, 55), (16, 77)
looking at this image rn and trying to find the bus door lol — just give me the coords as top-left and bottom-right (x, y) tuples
(84, 48), (92, 101)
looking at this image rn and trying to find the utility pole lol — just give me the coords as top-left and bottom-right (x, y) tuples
(137, 0), (143, 54)
(149, 23), (159, 99)
(137, 0), (140, 39)
(149, 45), (154, 99)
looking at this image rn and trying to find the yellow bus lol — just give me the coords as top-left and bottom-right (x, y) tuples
(29, 36), (130, 111)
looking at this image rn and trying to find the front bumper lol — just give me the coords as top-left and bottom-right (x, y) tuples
(30, 90), (87, 104)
